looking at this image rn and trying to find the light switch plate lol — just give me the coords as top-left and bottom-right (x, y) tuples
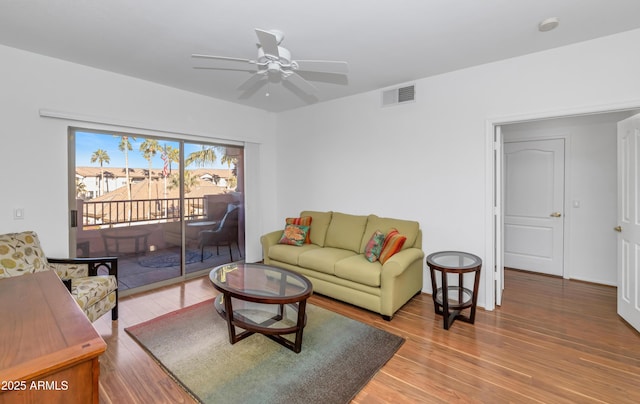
(14, 208), (24, 219)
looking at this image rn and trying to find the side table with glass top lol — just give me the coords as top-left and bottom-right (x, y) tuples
(426, 251), (482, 330)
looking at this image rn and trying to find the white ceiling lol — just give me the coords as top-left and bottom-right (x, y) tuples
(2, 0), (640, 113)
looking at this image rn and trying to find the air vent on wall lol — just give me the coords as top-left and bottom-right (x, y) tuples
(381, 84), (415, 107)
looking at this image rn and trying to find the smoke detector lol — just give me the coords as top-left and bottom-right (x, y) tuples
(538, 17), (559, 32)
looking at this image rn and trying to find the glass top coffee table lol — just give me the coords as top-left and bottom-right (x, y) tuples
(209, 263), (313, 353)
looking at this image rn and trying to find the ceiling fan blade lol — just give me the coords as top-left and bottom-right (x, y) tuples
(192, 54), (255, 64)
(194, 66), (258, 73)
(284, 71), (318, 95)
(255, 29), (280, 58)
(294, 60), (349, 75)
(238, 78), (268, 99)
(237, 72), (267, 91)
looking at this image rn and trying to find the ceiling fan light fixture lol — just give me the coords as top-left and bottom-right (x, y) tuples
(267, 61), (279, 71)
(193, 28), (348, 99)
(538, 17), (559, 32)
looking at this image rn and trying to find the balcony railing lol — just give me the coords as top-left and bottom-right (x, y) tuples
(82, 197), (206, 226)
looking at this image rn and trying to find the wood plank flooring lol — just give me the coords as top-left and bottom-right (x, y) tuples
(92, 269), (640, 403)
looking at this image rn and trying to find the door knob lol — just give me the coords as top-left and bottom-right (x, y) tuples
(614, 226), (622, 232)
(550, 212), (562, 217)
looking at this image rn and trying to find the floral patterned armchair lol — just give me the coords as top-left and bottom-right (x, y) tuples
(0, 231), (118, 322)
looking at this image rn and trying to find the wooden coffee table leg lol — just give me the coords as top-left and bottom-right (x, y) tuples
(219, 293), (254, 344)
(293, 300), (307, 353)
(222, 292), (237, 343)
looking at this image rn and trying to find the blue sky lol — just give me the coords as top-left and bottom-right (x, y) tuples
(75, 131), (227, 169)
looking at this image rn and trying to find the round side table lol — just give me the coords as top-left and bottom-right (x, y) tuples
(426, 251), (482, 330)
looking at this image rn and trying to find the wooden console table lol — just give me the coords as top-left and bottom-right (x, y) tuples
(0, 270), (106, 403)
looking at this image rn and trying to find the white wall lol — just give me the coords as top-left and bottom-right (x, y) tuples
(5, 27), (640, 307)
(0, 44), (277, 261)
(274, 29), (640, 308)
(502, 112), (634, 286)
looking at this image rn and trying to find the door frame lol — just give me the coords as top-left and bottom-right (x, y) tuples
(484, 100), (640, 311)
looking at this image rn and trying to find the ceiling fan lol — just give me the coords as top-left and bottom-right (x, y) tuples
(192, 28), (349, 97)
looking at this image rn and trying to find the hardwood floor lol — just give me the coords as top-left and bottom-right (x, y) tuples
(92, 269), (640, 403)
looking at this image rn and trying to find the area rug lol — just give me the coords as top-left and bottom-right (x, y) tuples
(138, 249), (213, 267)
(125, 299), (404, 404)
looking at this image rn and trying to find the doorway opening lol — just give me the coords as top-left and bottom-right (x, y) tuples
(486, 105), (640, 310)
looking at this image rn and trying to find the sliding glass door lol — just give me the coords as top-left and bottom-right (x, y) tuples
(69, 128), (244, 293)
(180, 142), (245, 275)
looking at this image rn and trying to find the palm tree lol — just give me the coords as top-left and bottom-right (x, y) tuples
(117, 135), (135, 221)
(165, 145), (179, 175)
(75, 178), (88, 199)
(90, 149), (110, 197)
(221, 153), (237, 190)
(168, 171), (199, 194)
(226, 175), (237, 190)
(185, 145), (219, 167)
(139, 138), (161, 201)
(103, 172), (113, 193)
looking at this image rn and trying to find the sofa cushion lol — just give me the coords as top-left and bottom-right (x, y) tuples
(0, 231), (50, 278)
(298, 247), (356, 275)
(300, 211), (332, 246)
(360, 215), (420, 253)
(268, 243), (321, 266)
(334, 255), (382, 287)
(48, 261), (90, 279)
(71, 275), (118, 310)
(83, 290), (117, 323)
(324, 212), (368, 253)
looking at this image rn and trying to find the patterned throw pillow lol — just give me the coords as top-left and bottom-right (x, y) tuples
(364, 230), (386, 262)
(286, 216), (312, 244)
(278, 224), (310, 246)
(379, 228), (407, 264)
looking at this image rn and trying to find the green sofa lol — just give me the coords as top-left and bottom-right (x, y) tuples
(261, 211), (424, 319)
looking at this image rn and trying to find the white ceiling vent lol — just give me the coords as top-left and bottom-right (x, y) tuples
(382, 84), (415, 107)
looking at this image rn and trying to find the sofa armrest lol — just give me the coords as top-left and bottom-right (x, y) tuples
(47, 257), (118, 279)
(380, 247), (424, 318)
(381, 248), (425, 278)
(260, 230), (283, 262)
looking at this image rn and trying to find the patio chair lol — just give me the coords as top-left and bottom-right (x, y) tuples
(199, 206), (242, 262)
(0, 231), (118, 322)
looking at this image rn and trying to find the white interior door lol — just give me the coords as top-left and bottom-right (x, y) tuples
(617, 114), (640, 332)
(504, 139), (565, 276)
